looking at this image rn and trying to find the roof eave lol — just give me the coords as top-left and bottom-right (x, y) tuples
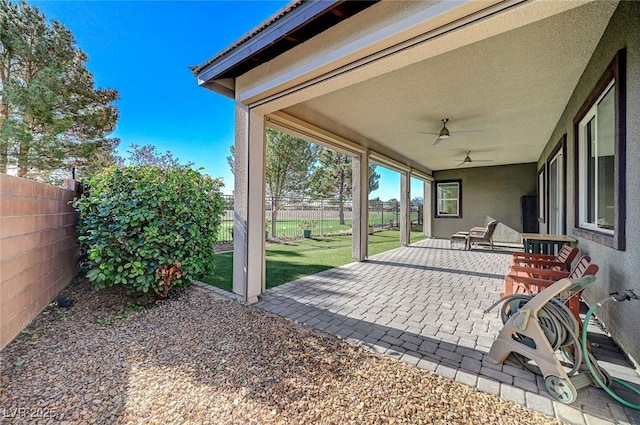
(193, 0), (378, 94)
(199, 78), (235, 99)
(195, 0), (341, 84)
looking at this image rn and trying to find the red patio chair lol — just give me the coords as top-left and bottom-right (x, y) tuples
(510, 244), (578, 272)
(502, 256), (598, 320)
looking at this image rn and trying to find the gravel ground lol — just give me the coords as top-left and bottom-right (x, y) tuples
(0, 282), (564, 425)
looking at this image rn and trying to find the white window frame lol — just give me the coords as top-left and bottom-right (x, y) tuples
(573, 48), (625, 251)
(435, 180), (461, 218)
(577, 80), (615, 235)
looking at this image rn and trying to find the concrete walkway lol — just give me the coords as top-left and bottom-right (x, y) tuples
(256, 238), (640, 425)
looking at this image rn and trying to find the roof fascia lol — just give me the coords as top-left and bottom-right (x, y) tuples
(196, 0), (341, 85)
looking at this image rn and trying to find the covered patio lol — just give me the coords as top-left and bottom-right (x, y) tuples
(192, 0), (640, 421)
(256, 239), (640, 424)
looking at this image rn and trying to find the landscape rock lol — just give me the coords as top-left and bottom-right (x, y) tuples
(0, 282), (563, 424)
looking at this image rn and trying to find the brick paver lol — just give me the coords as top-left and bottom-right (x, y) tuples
(255, 238), (640, 425)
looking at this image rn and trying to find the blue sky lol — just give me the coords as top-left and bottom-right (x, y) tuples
(31, 0), (421, 201)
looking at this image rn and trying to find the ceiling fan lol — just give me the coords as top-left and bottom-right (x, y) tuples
(456, 150), (493, 167)
(419, 118), (480, 146)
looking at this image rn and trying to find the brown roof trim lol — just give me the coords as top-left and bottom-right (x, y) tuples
(192, 0), (378, 83)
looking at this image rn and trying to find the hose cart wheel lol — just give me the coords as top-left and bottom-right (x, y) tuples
(544, 375), (578, 404)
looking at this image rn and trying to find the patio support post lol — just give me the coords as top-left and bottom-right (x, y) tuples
(233, 103), (266, 303)
(400, 170), (411, 246)
(423, 181), (432, 237)
(352, 151), (369, 261)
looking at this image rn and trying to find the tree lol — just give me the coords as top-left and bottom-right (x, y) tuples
(226, 145), (235, 175)
(310, 147), (380, 225)
(124, 143), (191, 169)
(412, 196), (424, 225)
(0, 0), (119, 180)
(386, 198), (399, 210)
(227, 128), (317, 236)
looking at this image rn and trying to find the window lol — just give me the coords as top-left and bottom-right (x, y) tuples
(537, 168), (545, 222)
(574, 49), (625, 250)
(435, 180), (461, 218)
(578, 82), (615, 232)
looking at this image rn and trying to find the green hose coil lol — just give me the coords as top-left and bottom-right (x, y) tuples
(582, 304), (640, 410)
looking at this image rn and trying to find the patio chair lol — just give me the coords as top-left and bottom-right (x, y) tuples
(468, 220), (499, 250)
(502, 255), (598, 320)
(511, 244), (578, 272)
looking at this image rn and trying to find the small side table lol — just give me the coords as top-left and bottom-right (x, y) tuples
(450, 232), (469, 250)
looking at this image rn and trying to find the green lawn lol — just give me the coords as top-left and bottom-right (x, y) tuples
(201, 230), (424, 292)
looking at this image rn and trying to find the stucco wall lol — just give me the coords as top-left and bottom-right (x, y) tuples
(537, 1), (640, 366)
(0, 175), (79, 350)
(432, 163), (537, 244)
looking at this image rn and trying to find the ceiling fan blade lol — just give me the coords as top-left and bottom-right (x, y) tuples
(433, 136), (443, 146)
(471, 159), (493, 162)
(455, 161), (466, 167)
(450, 130), (482, 135)
(417, 131), (439, 135)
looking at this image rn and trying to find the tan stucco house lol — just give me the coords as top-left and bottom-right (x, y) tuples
(192, 0), (640, 367)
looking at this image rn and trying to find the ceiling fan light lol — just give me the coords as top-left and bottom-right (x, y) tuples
(438, 119), (450, 138)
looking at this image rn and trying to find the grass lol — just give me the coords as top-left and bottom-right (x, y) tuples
(201, 230), (425, 292)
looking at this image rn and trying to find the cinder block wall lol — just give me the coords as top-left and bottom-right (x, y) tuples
(0, 174), (79, 350)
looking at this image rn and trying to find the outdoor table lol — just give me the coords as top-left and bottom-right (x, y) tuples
(521, 233), (577, 255)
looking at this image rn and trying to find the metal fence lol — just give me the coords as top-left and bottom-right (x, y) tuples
(218, 195), (423, 241)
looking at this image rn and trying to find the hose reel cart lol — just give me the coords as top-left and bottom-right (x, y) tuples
(485, 276), (617, 404)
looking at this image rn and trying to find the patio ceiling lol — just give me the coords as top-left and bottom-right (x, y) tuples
(280, 1), (616, 172)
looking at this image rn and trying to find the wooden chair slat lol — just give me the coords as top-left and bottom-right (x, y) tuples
(502, 255), (598, 320)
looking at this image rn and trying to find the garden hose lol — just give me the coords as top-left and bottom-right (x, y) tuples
(581, 291), (640, 410)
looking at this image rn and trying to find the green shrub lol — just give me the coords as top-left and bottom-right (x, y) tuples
(73, 166), (225, 297)
(298, 220), (317, 231)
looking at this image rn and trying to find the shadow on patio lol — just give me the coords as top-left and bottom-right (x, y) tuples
(256, 238), (640, 425)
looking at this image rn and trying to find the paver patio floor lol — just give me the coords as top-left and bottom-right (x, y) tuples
(256, 238), (640, 425)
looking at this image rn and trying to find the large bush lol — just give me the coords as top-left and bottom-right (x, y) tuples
(73, 166), (225, 296)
